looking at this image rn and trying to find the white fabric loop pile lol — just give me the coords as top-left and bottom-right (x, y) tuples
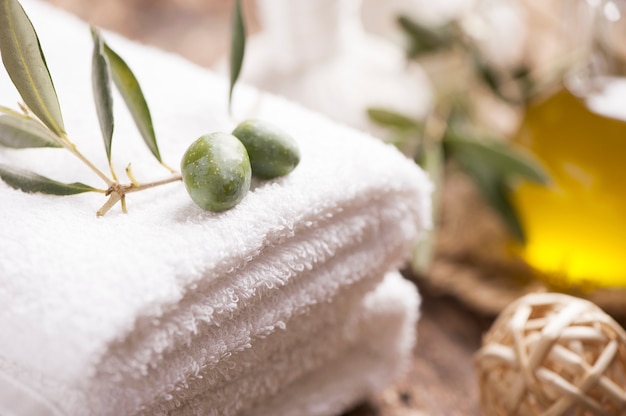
(0, 1), (431, 415)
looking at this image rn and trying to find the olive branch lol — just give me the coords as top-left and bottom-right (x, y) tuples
(0, 0), (184, 216)
(0, 0), (301, 216)
(366, 14), (551, 255)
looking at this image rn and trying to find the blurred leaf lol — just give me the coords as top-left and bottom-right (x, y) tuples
(90, 26), (114, 162)
(389, 130), (424, 159)
(367, 107), (422, 131)
(418, 140), (445, 205)
(0, 0), (65, 136)
(445, 132), (548, 185)
(229, 0), (246, 113)
(397, 15), (454, 58)
(512, 65), (531, 80)
(413, 139), (444, 273)
(0, 163), (98, 195)
(446, 135), (528, 243)
(468, 49), (530, 105)
(471, 50), (501, 98)
(512, 64), (535, 103)
(451, 147), (525, 242)
(103, 42), (161, 162)
(0, 114), (61, 148)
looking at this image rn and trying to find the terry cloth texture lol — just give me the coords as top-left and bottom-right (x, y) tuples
(0, 1), (431, 415)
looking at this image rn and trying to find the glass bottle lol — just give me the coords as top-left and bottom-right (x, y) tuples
(512, 0), (626, 289)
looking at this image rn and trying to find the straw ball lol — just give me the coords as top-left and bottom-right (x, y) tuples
(475, 292), (626, 416)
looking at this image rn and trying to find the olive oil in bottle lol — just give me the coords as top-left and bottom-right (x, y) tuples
(512, 81), (626, 288)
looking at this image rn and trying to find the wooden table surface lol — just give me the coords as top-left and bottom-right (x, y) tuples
(39, 1), (495, 414)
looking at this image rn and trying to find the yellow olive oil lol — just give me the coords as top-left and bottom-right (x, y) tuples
(512, 83), (626, 288)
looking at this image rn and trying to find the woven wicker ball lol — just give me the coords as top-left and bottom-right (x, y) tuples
(475, 292), (626, 416)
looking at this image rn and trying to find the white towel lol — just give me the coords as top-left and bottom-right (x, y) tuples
(0, 1), (431, 415)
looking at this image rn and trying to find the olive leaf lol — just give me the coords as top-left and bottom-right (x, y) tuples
(0, 0), (65, 136)
(455, 150), (525, 243)
(102, 41), (161, 162)
(470, 49), (501, 99)
(0, 114), (61, 148)
(367, 107), (422, 131)
(397, 15), (455, 58)
(90, 26), (114, 162)
(445, 132), (549, 185)
(445, 134), (541, 243)
(229, 0), (246, 113)
(0, 163), (98, 195)
(0, 104), (27, 117)
(445, 130), (549, 243)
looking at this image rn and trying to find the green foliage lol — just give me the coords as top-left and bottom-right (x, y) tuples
(412, 137), (444, 273)
(0, 0), (172, 213)
(366, 104), (549, 246)
(0, 114), (61, 148)
(229, 0), (246, 114)
(379, 11), (553, 254)
(444, 128), (548, 243)
(396, 16), (456, 58)
(444, 130), (548, 186)
(0, 0), (300, 216)
(0, 164), (99, 195)
(103, 41), (161, 162)
(0, 0), (65, 135)
(397, 14), (534, 105)
(90, 26), (115, 162)
(367, 107), (423, 131)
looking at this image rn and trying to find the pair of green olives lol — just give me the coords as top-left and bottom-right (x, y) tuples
(181, 119), (300, 212)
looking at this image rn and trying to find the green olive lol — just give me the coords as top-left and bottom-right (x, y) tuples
(180, 132), (251, 212)
(232, 119), (300, 179)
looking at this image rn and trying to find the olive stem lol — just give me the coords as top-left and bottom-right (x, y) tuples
(95, 173), (182, 216)
(160, 161), (177, 173)
(10, 112), (115, 186)
(57, 133), (114, 187)
(96, 191), (122, 216)
(124, 173), (182, 194)
(7, 108), (181, 216)
(125, 164), (140, 186)
(109, 159), (119, 182)
(120, 195), (128, 213)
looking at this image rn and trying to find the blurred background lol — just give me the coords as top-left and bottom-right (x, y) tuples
(39, 0), (626, 414)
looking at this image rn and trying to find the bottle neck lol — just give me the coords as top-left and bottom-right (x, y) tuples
(255, 0), (362, 72)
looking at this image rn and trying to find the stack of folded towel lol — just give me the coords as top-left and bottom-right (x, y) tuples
(0, 1), (431, 415)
